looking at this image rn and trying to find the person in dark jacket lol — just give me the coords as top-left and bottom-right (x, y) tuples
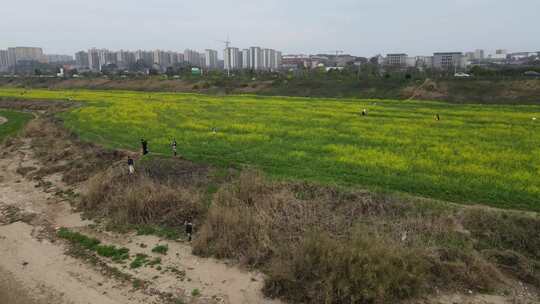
(127, 156), (135, 174)
(184, 219), (194, 242)
(141, 138), (148, 155)
(436, 114), (440, 121)
(171, 138), (177, 156)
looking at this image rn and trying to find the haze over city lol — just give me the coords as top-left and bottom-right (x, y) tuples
(1, 0), (539, 56)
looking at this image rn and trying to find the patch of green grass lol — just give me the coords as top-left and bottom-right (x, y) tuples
(3, 88), (540, 210)
(57, 228), (130, 261)
(96, 245), (130, 262)
(0, 110), (33, 142)
(151, 244), (168, 255)
(130, 253), (149, 269)
(191, 288), (201, 297)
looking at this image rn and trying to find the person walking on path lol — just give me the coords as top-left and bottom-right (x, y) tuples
(141, 138), (149, 155)
(127, 156), (135, 175)
(171, 138), (177, 156)
(184, 219), (194, 242)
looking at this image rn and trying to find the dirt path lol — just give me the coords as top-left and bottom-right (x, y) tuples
(0, 115), (7, 125)
(0, 138), (281, 304)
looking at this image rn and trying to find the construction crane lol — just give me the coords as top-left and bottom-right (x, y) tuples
(218, 35), (232, 76)
(218, 35), (231, 49)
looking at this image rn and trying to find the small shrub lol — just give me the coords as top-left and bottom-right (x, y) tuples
(130, 253), (149, 269)
(152, 244), (168, 255)
(191, 289), (201, 297)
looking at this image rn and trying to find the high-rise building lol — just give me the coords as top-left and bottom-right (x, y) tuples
(88, 48), (101, 71)
(275, 51), (282, 70)
(249, 47), (262, 70)
(168, 51), (182, 65)
(46, 54), (74, 63)
(184, 49), (201, 67)
(474, 49), (485, 60)
(116, 50), (135, 68)
(7, 47), (44, 66)
(224, 47), (241, 71)
(433, 52), (464, 70)
(242, 49), (250, 69)
(0, 50), (9, 71)
(205, 49), (218, 69)
(386, 53), (408, 67)
(75, 51), (89, 68)
(153, 50), (171, 68)
(134, 50), (154, 66)
(262, 48), (277, 70)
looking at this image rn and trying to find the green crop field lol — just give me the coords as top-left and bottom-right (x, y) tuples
(0, 88), (539, 211)
(0, 109), (33, 142)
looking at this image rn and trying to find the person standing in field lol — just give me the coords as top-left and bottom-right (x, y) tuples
(141, 138), (149, 155)
(184, 219), (193, 242)
(361, 109), (367, 116)
(171, 138), (177, 156)
(436, 114), (440, 121)
(127, 156), (135, 175)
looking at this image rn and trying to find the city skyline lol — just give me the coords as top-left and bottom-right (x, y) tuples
(1, 0), (539, 57)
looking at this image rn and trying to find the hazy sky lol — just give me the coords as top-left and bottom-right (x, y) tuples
(1, 0), (539, 57)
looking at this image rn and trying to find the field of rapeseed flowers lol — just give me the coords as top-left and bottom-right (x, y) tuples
(0, 88), (538, 210)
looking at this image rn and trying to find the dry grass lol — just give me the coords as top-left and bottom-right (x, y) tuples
(192, 171), (521, 303)
(263, 231), (429, 304)
(81, 169), (206, 227)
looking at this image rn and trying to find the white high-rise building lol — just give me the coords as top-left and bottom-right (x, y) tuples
(224, 47), (241, 72)
(249, 47), (262, 70)
(88, 48), (102, 71)
(275, 51), (282, 70)
(0, 50), (9, 71)
(242, 49), (250, 69)
(262, 48), (276, 70)
(205, 49), (218, 69)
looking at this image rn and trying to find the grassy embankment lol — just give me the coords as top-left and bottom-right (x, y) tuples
(0, 88), (539, 211)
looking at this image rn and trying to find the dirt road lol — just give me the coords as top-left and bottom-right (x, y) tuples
(0, 138), (281, 304)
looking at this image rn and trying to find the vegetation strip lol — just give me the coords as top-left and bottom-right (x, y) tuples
(1, 88), (539, 210)
(57, 228), (130, 261)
